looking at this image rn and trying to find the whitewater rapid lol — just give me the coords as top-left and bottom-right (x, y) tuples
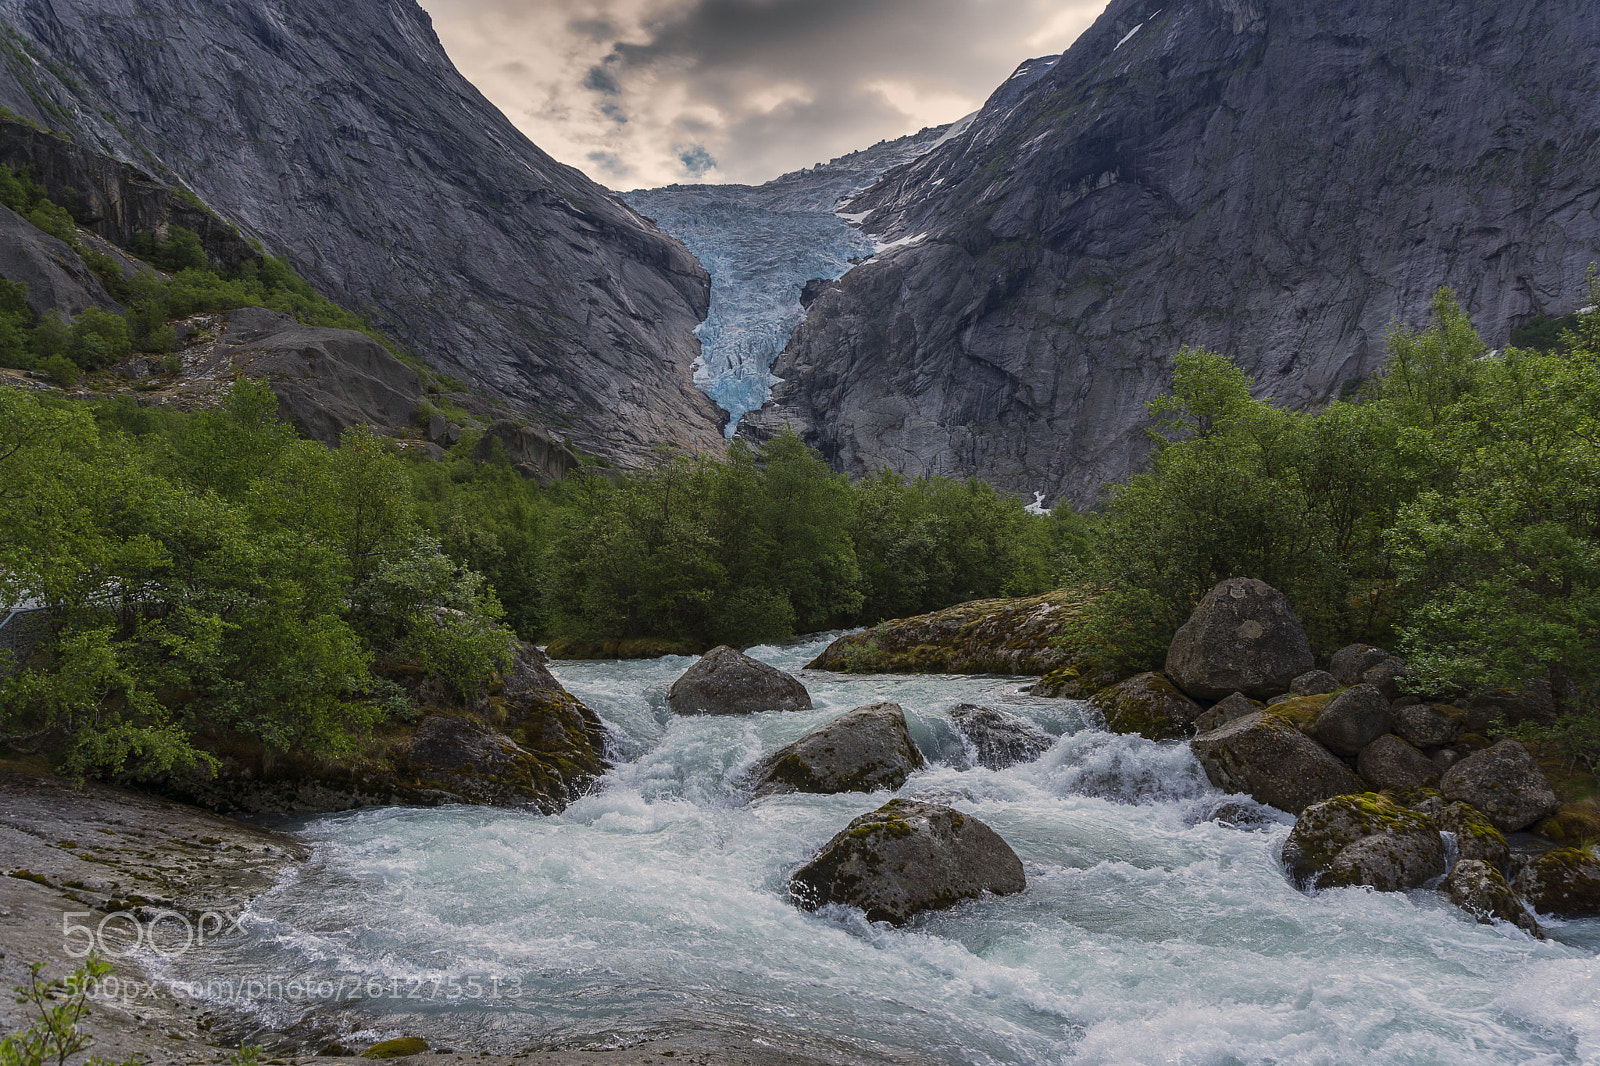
(156, 637), (1600, 1064)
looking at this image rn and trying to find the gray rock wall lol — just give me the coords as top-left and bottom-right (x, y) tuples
(0, 0), (727, 465)
(763, 0), (1600, 505)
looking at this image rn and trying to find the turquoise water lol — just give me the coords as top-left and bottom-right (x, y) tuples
(153, 637), (1600, 1064)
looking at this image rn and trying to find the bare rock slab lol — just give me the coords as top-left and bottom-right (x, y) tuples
(1438, 740), (1560, 832)
(1164, 578), (1315, 700)
(668, 645), (812, 715)
(788, 798), (1024, 925)
(747, 702), (925, 798)
(948, 704), (1054, 769)
(1281, 793), (1446, 892)
(1191, 711), (1366, 815)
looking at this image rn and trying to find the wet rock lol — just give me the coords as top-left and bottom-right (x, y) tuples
(1190, 712), (1366, 815)
(1164, 579), (1316, 701)
(1290, 670), (1340, 696)
(403, 714), (572, 809)
(788, 798), (1024, 925)
(1311, 685), (1394, 757)
(1394, 703), (1466, 748)
(1433, 801), (1511, 870)
(1442, 860), (1543, 937)
(808, 589), (1086, 675)
(1329, 644), (1392, 686)
(947, 704), (1054, 770)
(1438, 740), (1560, 832)
(1206, 799), (1284, 830)
(747, 703), (925, 798)
(495, 641), (610, 804)
(1281, 793), (1446, 892)
(1356, 735), (1438, 790)
(1193, 692), (1264, 734)
(1089, 672), (1204, 741)
(668, 645), (812, 716)
(1511, 847), (1600, 917)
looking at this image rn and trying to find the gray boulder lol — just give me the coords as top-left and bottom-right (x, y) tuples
(1433, 801), (1510, 871)
(1394, 703), (1466, 748)
(1089, 672), (1204, 741)
(1312, 685), (1395, 756)
(747, 703), (925, 798)
(1290, 670), (1340, 696)
(1164, 579), (1315, 700)
(1356, 735), (1438, 791)
(668, 646), (812, 716)
(1442, 860), (1543, 937)
(1281, 793), (1446, 892)
(947, 704), (1053, 770)
(1329, 644), (1393, 686)
(788, 798), (1024, 925)
(1361, 657), (1409, 702)
(1511, 848), (1600, 917)
(1192, 692), (1264, 734)
(1438, 740), (1560, 832)
(1191, 712), (1366, 815)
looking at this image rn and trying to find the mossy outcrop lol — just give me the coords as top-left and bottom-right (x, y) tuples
(1433, 801), (1511, 870)
(1533, 804), (1600, 847)
(788, 798), (1024, 925)
(1281, 793), (1446, 892)
(1089, 672), (1203, 741)
(807, 589), (1088, 675)
(746, 703), (924, 799)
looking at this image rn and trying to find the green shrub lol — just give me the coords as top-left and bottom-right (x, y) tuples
(39, 352), (78, 386)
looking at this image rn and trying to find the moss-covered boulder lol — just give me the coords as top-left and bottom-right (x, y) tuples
(1311, 684), (1394, 756)
(1394, 703), (1466, 748)
(1439, 740), (1560, 832)
(808, 589), (1088, 675)
(668, 645), (811, 715)
(361, 1036), (429, 1059)
(1511, 847), (1600, 917)
(1281, 793), (1446, 892)
(947, 704), (1054, 770)
(1356, 735), (1438, 791)
(1089, 672), (1204, 741)
(1533, 804), (1600, 847)
(1433, 801), (1511, 870)
(788, 798), (1024, 925)
(1190, 711), (1366, 815)
(1164, 578), (1315, 701)
(1442, 860), (1543, 937)
(747, 703), (925, 799)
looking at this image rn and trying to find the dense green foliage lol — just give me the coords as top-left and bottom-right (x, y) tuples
(1067, 285), (1600, 768)
(0, 382), (511, 780)
(411, 432), (1068, 650)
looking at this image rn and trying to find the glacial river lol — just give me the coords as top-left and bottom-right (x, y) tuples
(159, 636), (1600, 1064)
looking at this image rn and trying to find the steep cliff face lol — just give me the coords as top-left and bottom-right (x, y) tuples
(764, 0), (1600, 505)
(0, 0), (726, 464)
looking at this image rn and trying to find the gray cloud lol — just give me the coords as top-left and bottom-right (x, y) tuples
(419, 0), (1108, 188)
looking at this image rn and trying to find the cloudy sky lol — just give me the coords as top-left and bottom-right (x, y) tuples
(418, 0), (1109, 190)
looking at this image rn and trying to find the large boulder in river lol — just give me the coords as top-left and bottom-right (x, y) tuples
(1433, 801), (1511, 870)
(1438, 740), (1560, 832)
(1164, 579), (1315, 700)
(788, 799), (1024, 925)
(1191, 712), (1366, 814)
(1089, 672), (1203, 740)
(1442, 860), (1543, 937)
(1281, 793), (1446, 892)
(1310, 684), (1394, 756)
(747, 703), (924, 798)
(1511, 847), (1600, 917)
(668, 645), (811, 716)
(947, 704), (1054, 770)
